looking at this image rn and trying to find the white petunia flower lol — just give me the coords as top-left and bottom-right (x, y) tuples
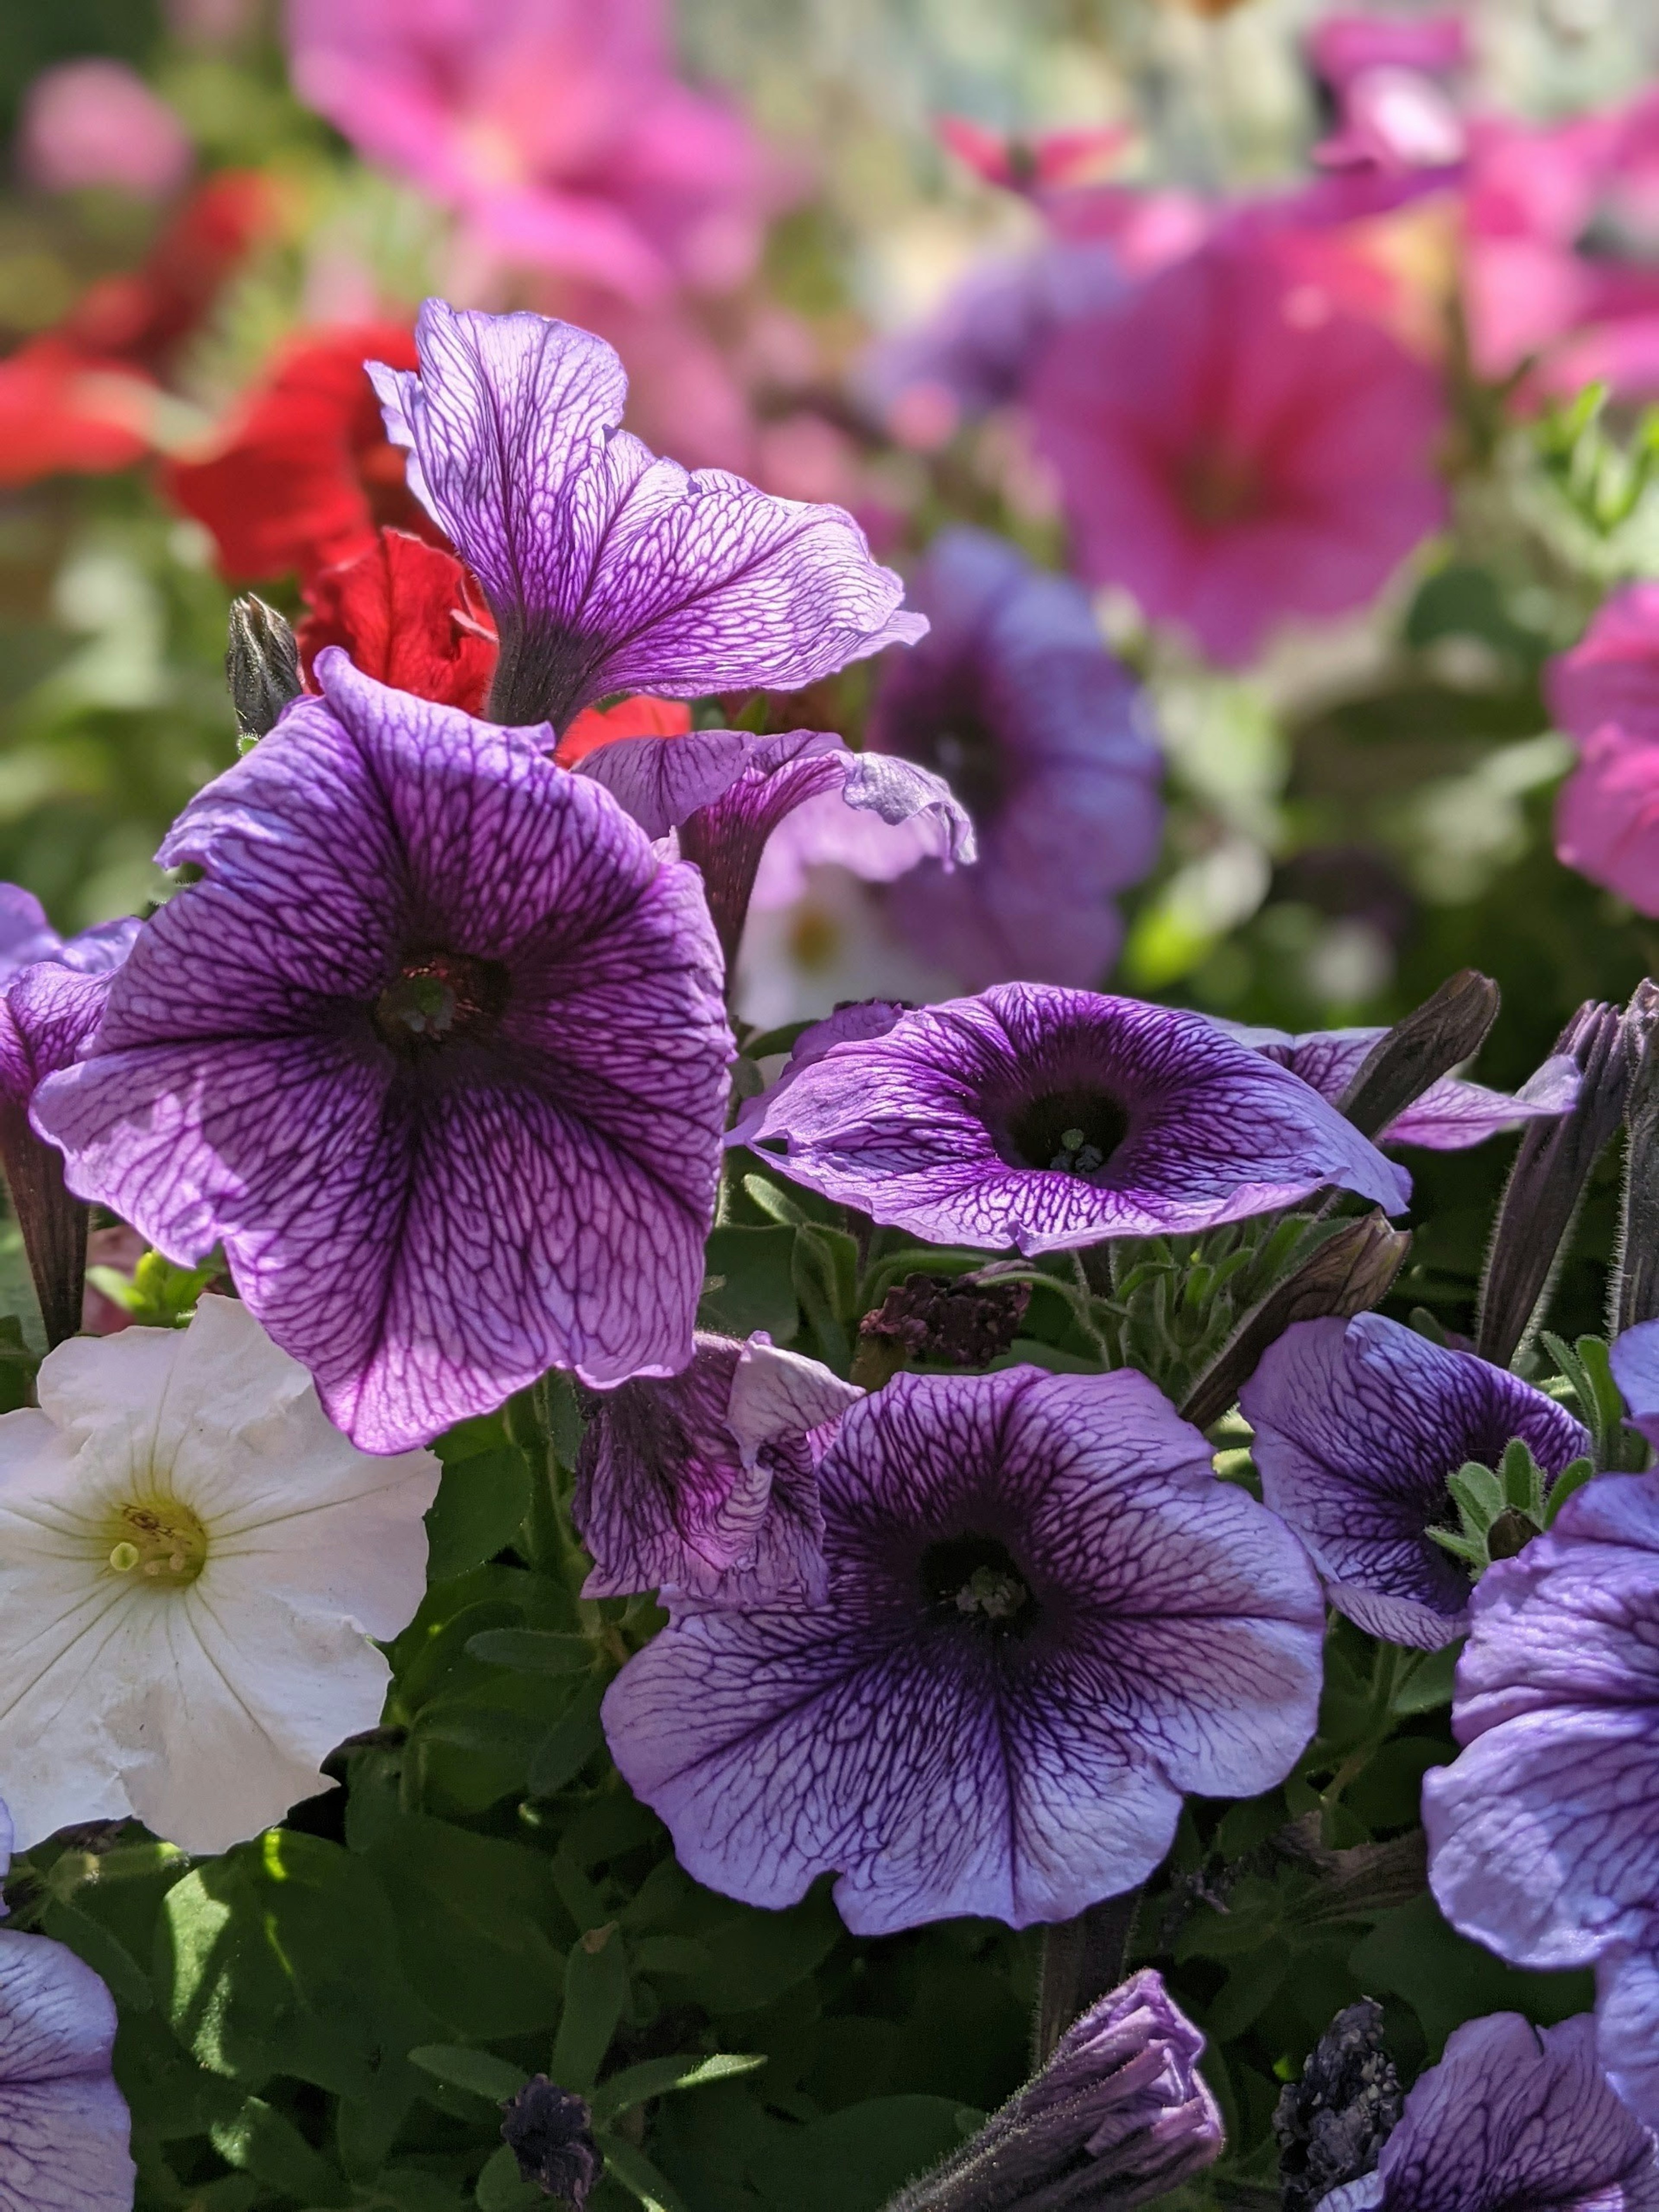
(0, 1295), (440, 1853)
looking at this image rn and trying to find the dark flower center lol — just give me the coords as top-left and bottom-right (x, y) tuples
(1006, 1087), (1131, 1178)
(374, 950), (509, 1055)
(917, 688), (1007, 826)
(921, 1533), (1036, 1634)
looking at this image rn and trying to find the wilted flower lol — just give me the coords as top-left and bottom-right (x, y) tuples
(368, 302), (925, 730)
(1241, 1313), (1589, 1649)
(604, 1365), (1325, 1934)
(16, 57), (191, 199)
(888, 1968), (1223, 2210)
(0, 1295), (439, 1852)
(1313, 2012), (1659, 2212)
(501, 2077), (601, 2206)
(34, 651), (731, 1452)
(1028, 234), (1447, 665)
(737, 985), (1409, 1255)
(868, 528), (1163, 989)
(286, 0), (775, 304)
(572, 1333), (860, 1608)
(1551, 583), (1659, 915)
(1425, 1471), (1659, 2126)
(1276, 1999), (1402, 2212)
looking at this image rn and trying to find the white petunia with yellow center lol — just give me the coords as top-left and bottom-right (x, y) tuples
(0, 1294), (441, 1853)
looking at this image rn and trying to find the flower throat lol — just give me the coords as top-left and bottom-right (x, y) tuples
(375, 950), (509, 1055)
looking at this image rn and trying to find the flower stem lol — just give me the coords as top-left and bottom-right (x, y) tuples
(1034, 1888), (1141, 2064)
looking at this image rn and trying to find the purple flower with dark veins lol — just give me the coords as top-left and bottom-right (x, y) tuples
(32, 649), (731, 1452)
(572, 1332), (861, 1609)
(0, 885), (136, 984)
(1241, 1313), (1589, 1649)
(576, 725), (972, 976)
(736, 984), (1409, 1253)
(369, 301), (927, 731)
(1221, 1020), (1581, 1150)
(1424, 1472), (1659, 2129)
(868, 527), (1163, 990)
(603, 1365), (1325, 1934)
(1611, 1320), (1659, 1450)
(1314, 2012), (1659, 2212)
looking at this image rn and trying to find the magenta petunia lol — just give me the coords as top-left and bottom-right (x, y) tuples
(604, 1365), (1325, 1935)
(32, 649), (732, 1452)
(1027, 234), (1447, 666)
(736, 984), (1409, 1255)
(1550, 583), (1659, 916)
(368, 302), (926, 732)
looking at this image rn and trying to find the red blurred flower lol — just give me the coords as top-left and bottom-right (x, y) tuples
(161, 322), (435, 583)
(555, 692), (693, 765)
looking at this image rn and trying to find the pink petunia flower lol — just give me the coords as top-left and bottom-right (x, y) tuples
(1306, 12), (1468, 178)
(16, 60), (193, 201)
(1027, 233), (1447, 666)
(1549, 583), (1659, 915)
(284, 0), (775, 304)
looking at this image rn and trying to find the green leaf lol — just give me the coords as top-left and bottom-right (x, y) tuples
(741, 1174), (812, 1227)
(475, 2142), (545, 2212)
(209, 2095), (351, 2205)
(591, 2052), (767, 2125)
(408, 2044), (530, 2103)
(1392, 1639), (1464, 1715)
(595, 2133), (693, 2212)
(425, 1446), (532, 1580)
(1350, 1893), (1593, 2056)
(528, 1677), (607, 1797)
(464, 1628), (593, 1674)
(747, 2097), (975, 2212)
(39, 1898), (153, 2011)
(551, 1922), (629, 2091)
(1545, 1455), (1596, 1524)
(699, 1223), (799, 1341)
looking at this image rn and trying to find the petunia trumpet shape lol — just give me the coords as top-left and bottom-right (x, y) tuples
(1241, 1313), (1590, 1649)
(1424, 1471), (1659, 2127)
(0, 1295), (439, 1852)
(33, 650), (732, 1452)
(868, 527), (1163, 990)
(572, 1332), (861, 1609)
(1313, 2012), (1659, 2212)
(736, 985), (1409, 1255)
(604, 1364), (1325, 1935)
(368, 301), (926, 731)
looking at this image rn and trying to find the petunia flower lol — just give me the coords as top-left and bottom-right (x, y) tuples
(1549, 583), (1659, 917)
(1611, 1320), (1659, 1451)
(1240, 1313), (1590, 1649)
(604, 1364), (1325, 1934)
(367, 301), (926, 731)
(32, 650), (732, 1452)
(1305, 14), (1468, 179)
(1313, 2012), (1659, 2212)
(572, 1332), (861, 1609)
(1220, 1019), (1581, 1149)
(161, 323), (437, 585)
(0, 1294), (439, 1852)
(890, 1967), (1223, 2211)
(286, 0), (776, 306)
(0, 1794), (135, 2212)
(1424, 1471), (1659, 2127)
(735, 984), (1409, 1255)
(868, 527), (1163, 990)
(1027, 233), (1447, 666)
(17, 57), (192, 200)
(576, 725), (972, 975)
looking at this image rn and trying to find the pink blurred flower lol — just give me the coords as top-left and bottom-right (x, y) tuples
(285, 0), (776, 303)
(1306, 12), (1468, 177)
(1549, 583), (1659, 915)
(1028, 234), (1447, 666)
(16, 60), (192, 201)
(1465, 88), (1659, 399)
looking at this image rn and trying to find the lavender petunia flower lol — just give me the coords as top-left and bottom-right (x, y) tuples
(603, 1365), (1325, 1934)
(869, 528), (1163, 990)
(1611, 1320), (1659, 1451)
(572, 1332), (861, 1608)
(0, 885), (137, 985)
(736, 984), (1409, 1254)
(1424, 1472), (1659, 2127)
(32, 649), (731, 1452)
(369, 301), (926, 731)
(888, 1967), (1223, 2211)
(1222, 1021), (1581, 1150)
(1241, 1313), (1589, 1649)
(577, 726), (972, 974)
(1314, 2013), (1659, 2212)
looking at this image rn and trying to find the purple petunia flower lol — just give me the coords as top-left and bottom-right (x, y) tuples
(32, 649), (732, 1452)
(572, 1332), (861, 1608)
(1221, 1020), (1581, 1150)
(868, 528), (1163, 990)
(1314, 2012), (1659, 2212)
(603, 1364), (1325, 1935)
(1424, 1472), (1659, 2128)
(735, 984), (1409, 1254)
(575, 725), (972, 975)
(1241, 1313), (1589, 1649)
(1611, 1321), (1659, 1450)
(369, 301), (926, 731)
(0, 886), (137, 985)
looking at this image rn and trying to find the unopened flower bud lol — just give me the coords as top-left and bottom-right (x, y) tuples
(1274, 1999), (1402, 2212)
(884, 1969), (1223, 2212)
(500, 2076), (601, 2206)
(1476, 1000), (1630, 1368)
(852, 1271), (1032, 1388)
(1337, 969), (1500, 1140)
(225, 595), (300, 742)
